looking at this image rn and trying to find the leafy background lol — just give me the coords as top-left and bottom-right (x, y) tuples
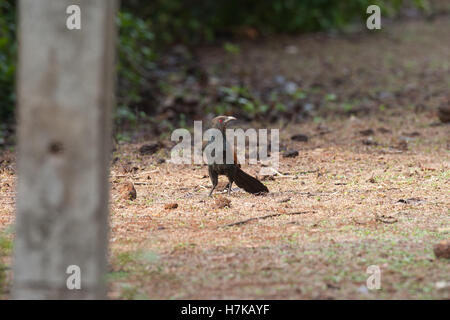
(0, 0), (432, 128)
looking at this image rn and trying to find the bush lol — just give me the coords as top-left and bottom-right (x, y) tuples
(0, 0), (430, 123)
(121, 0), (430, 42)
(0, 1), (16, 122)
(116, 11), (156, 108)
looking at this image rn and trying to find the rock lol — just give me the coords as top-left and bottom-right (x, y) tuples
(139, 142), (161, 155)
(164, 203), (178, 210)
(283, 150), (299, 158)
(438, 105), (450, 123)
(396, 140), (408, 151)
(119, 182), (136, 201)
(291, 134), (308, 142)
(377, 127), (391, 134)
(435, 281), (450, 290)
(359, 129), (375, 136)
(214, 196), (231, 209)
(433, 240), (450, 259)
(362, 137), (378, 146)
(367, 177), (376, 183)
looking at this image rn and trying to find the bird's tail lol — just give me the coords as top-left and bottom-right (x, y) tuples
(234, 168), (269, 194)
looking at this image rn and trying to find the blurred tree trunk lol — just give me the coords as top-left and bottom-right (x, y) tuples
(13, 0), (117, 299)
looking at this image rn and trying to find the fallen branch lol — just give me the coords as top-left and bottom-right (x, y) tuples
(263, 167), (294, 178)
(219, 211), (313, 228)
(375, 214), (398, 224)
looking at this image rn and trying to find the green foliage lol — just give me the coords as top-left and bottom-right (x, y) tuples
(223, 42), (240, 54)
(0, 233), (12, 296)
(123, 0), (430, 41)
(0, 1), (16, 122)
(0, 0), (431, 122)
(116, 11), (155, 111)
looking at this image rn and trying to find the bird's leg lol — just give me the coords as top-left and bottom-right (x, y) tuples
(209, 168), (218, 197)
(209, 185), (216, 197)
(227, 179), (233, 195)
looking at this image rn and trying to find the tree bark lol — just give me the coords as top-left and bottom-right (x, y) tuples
(13, 0), (117, 299)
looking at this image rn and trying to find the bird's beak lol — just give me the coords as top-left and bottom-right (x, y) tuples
(224, 116), (237, 124)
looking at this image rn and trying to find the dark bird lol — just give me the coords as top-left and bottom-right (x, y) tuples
(206, 115), (269, 196)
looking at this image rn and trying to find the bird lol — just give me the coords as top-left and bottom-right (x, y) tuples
(206, 115), (269, 197)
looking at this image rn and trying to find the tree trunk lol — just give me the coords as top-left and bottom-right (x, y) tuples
(13, 0), (118, 299)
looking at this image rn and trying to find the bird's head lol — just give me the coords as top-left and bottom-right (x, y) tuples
(211, 115), (236, 130)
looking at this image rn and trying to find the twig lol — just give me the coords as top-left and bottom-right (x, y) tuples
(375, 214), (398, 224)
(274, 175), (297, 179)
(262, 167), (297, 179)
(135, 169), (159, 176)
(219, 211), (313, 228)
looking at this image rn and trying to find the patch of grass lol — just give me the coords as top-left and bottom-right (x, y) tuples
(0, 233), (13, 296)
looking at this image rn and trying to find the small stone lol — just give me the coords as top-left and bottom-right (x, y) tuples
(362, 137), (378, 146)
(438, 104), (450, 123)
(283, 150), (299, 158)
(396, 140), (408, 151)
(433, 240), (450, 259)
(164, 203), (178, 210)
(359, 129), (375, 136)
(214, 196), (231, 209)
(378, 127), (391, 134)
(119, 182), (136, 201)
(291, 134), (308, 142)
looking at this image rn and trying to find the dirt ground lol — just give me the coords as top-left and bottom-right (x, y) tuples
(1, 15), (449, 299)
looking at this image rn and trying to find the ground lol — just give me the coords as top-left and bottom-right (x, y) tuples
(0, 15), (449, 299)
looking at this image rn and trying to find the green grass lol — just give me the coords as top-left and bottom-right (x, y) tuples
(0, 233), (13, 296)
